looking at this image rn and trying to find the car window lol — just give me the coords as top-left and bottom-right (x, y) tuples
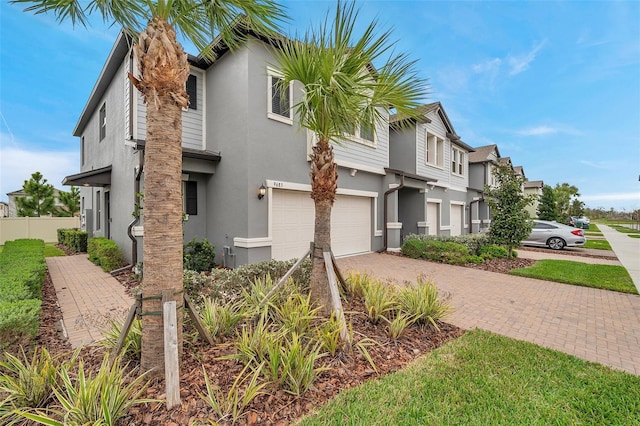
(534, 222), (556, 229)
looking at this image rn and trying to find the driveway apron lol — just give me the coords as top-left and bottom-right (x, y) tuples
(338, 253), (640, 375)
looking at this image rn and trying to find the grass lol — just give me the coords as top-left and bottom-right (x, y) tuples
(586, 223), (600, 232)
(509, 260), (637, 294)
(610, 224), (640, 234)
(44, 243), (65, 257)
(584, 239), (612, 250)
(297, 330), (640, 426)
(629, 234), (640, 239)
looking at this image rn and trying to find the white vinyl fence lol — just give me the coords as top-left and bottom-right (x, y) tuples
(0, 217), (81, 245)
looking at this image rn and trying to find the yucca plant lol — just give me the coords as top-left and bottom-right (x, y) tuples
(200, 298), (245, 342)
(314, 312), (344, 357)
(270, 293), (321, 336)
(344, 271), (370, 300)
(15, 354), (154, 426)
(280, 333), (328, 396)
(385, 312), (417, 341)
(397, 275), (452, 330)
(362, 279), (398, 324)
(354, 336), (382, 373)
(200, 362), (269, 425)
(0, 347), (76, 425)
(100, 318), (143, 359)
(227, 315), (280, 368)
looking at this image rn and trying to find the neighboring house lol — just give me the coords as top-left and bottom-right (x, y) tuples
(0, 201), (8, 218)
(467, 144), (501, 233)
(524, 180), (544, 218)
(65, 29), (394, 266)
(388, 102), (475, 247)
(6, 188), (64, 217)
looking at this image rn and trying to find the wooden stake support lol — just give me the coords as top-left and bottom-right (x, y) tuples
(162, 290), (181, 410)
(323, 249), (351, 345)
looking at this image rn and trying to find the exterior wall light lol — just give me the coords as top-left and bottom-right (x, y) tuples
(258, 184), (266, 200)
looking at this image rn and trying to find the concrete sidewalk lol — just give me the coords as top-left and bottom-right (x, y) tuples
(598, 224), (640, 293)
(338, 253), (640, 375)
(46, 255), (133, 348)
(517, 249), (621, 265)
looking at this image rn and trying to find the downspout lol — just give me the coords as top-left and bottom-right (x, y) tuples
(127, 157), (143, 265)
(379, 174), (405, 252)
(469, 197), (483, 233)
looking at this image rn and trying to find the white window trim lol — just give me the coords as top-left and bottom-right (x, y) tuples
(267, 67), (293, 125)
(345, 123), (376, 148)
(425, 131), (444, 169)
(452, 146), (465, 176)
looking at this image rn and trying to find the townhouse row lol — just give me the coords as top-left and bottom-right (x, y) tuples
(64, 29), (542, 267)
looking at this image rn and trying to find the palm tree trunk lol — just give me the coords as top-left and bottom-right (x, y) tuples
(309, 139), (338, 315)
(132, 18), (190, 377)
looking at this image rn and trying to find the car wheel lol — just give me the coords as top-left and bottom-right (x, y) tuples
(547, 237), (565, 250)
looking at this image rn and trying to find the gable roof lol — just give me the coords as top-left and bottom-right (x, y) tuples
(390, 102), (475, 152)
(524, 180), (544, 189)
(468, 144), (499, 163)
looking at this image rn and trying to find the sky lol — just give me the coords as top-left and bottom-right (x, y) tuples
(1, 0), (639, 211)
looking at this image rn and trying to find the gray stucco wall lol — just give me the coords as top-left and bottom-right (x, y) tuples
(398, 187), (424, 240)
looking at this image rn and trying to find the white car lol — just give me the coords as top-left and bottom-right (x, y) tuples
(522, 220), (586, 250)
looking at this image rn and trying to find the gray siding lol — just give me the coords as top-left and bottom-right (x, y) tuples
(388, 126), (417, 173)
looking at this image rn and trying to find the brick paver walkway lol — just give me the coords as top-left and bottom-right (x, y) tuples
(46, 255), (133, 348)
(338, 253), (640, 375)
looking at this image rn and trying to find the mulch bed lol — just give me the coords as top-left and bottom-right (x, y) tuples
(30, 245), (601, 424)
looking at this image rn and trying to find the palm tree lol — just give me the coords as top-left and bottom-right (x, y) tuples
(14, 0), (285, 377)
(274, 1), (428, 314)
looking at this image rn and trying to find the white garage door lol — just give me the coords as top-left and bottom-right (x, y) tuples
(451, 204), (463, 236)
(272, 190), (371, 261)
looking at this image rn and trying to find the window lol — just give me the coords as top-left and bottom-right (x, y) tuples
(345, 121), (375, 146)
(99, 103), (106, 141)
(183, 181), (197, 215)
(81, 136), (85, 165)
(452, 146), (465, 176)
(186, 74), (197, 110)
(426, 132), (444, 167)
(96, 190), (101, 230)
(267, 68), (292, 124)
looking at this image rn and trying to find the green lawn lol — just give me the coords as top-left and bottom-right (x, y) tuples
(629, 234), (640, 239)
(587, 223), (601, 232)
(298, 330), (640, 426)
(610, 224), (640, 234)
(584, 239), (612, 250)
(44, 243), (65, 257)
(509, 260), (637, 294)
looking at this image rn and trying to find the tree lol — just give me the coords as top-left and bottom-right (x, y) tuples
(15, 0), (285, 377)
(568, 198), (585, 218)
(274, 1), (427, 314)
(552, 182), (580, 218)
(485, 163), (536, 258)
(537, 185), (557, 221)
(16, 172), (55, 217)
(55, 186), (80, 217)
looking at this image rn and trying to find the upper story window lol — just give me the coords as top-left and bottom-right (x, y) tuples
(186, 74), (197, 110)
(346, 121), (376, 147)
(267, 67), (293, 125)
(452, 146), (465, 176)
(99, 103), (106, 141)
(426, 131), (444, 168)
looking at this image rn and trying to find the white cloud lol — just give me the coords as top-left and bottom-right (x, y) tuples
(515, 124), (581, 137)
(581, 192), (640, 203)
(0, 145), (79, 202)
(579, 160), (617, 170)
(507, 40), (547, 76)
(472, 58), (502, 74)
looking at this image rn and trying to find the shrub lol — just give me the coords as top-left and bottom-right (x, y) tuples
(87, 237), (126, 272)
(401, 236), (479, 265)
(403, 233), (490, 255)
(184, 258), (311, 302)
(183, 238), (216, 272)
(396, 275), (452, 330)
(0, 239), (46, 351)
(57, 228), (88, 253)
(400, 238), (426, 259)
(479, 244), (509, 260)
(465, 255), (485, 264)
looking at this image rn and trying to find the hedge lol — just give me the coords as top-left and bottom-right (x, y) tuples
(0, 239), (46, 350)
(87, 237), (126, 272)
(57, 228), (88, 253)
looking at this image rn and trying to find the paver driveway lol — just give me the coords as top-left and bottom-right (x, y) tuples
(337, 253), (640, 375)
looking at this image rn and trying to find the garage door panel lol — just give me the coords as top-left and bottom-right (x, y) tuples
(272, 190), (371, 261)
